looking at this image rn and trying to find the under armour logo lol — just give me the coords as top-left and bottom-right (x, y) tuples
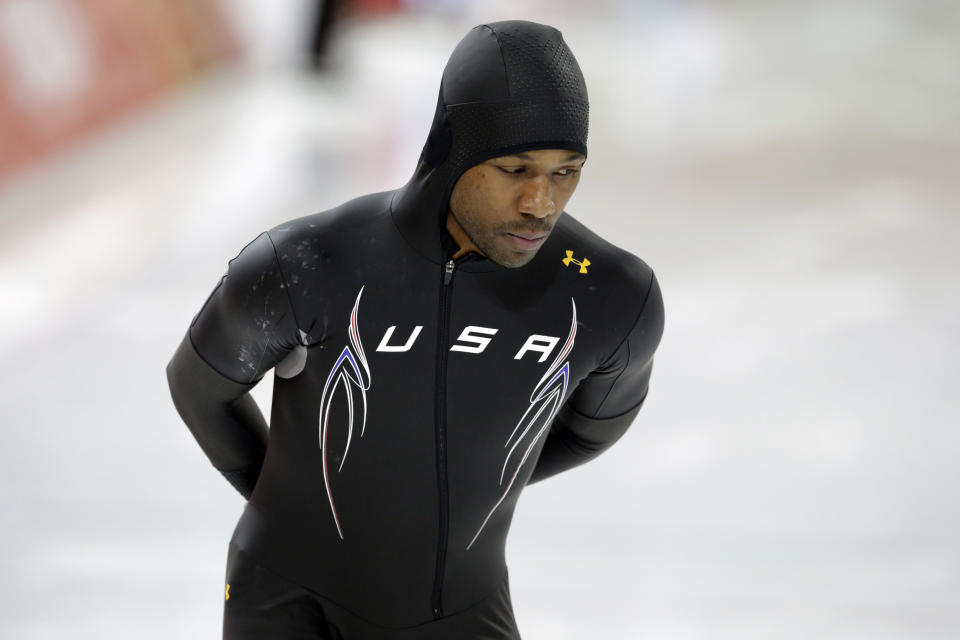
(225, 584), (231, 600)
(562, 250), (590, 274)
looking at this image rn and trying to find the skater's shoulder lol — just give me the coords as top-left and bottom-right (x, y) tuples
(267, 190), (395, 247)
(554, 210), (655, 290)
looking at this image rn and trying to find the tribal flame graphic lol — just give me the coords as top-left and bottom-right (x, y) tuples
(466, 297), (577, 550)
(318, 286), (371, 539)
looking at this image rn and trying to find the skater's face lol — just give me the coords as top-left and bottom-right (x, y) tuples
(448, 148), (585, 268)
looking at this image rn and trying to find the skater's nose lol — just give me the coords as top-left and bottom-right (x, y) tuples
(517, 175), (556, 218)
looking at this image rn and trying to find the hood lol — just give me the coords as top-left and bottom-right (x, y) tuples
(389, 20), (590, 269)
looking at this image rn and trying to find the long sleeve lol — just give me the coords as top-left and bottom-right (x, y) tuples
(528, 271), (665, 484)
(165, 231), (303, 498)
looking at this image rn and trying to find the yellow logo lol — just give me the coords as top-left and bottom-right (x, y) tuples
(562, 250), (591, 274)
(225, 584), (231, 600)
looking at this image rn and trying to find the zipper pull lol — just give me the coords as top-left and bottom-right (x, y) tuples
(443, 259), (455, 285)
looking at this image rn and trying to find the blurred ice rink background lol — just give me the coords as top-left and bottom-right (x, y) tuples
(1, 0), (958, 638)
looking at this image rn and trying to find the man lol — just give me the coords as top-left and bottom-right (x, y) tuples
(167, 19), (664, 640)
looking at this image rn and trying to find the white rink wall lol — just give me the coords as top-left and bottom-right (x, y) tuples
(0, 1), (958, 638)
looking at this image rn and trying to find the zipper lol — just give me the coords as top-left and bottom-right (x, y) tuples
(431, 257), (457, 619)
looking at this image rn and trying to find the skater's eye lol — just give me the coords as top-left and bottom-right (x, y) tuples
(555, 168), (580, 177)
(497, 166), (526, 175)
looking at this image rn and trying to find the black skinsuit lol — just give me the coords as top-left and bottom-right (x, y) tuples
(166, 20), (664, 639)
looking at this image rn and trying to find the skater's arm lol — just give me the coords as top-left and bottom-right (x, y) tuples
(165, 231), (302, 498)
(166, 333), (269, 498)
(528, 272), (664, 484)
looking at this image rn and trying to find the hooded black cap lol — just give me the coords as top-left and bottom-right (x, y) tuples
(390, 20), (589, 268)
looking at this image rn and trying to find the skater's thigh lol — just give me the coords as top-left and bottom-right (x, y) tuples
(222, 540), (335, 640)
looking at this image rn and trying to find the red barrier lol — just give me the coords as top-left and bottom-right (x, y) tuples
(0, 0), (237, 177)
